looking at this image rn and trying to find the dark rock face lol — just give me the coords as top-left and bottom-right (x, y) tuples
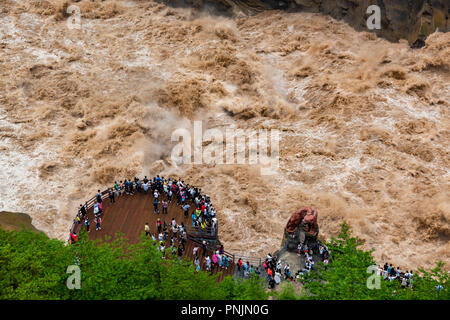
(165, 0), (449, 43)
(281, 225), (320, 252)
(285, 0), (449, 43)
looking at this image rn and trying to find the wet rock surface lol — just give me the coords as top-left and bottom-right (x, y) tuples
(169, 0), (449, 43)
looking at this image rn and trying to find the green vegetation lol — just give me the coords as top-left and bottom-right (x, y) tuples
(0, 227), (267, 300)
(0, 222), (447, 300)
(0, 227), (73, 299)
(277, 222), (449, 300)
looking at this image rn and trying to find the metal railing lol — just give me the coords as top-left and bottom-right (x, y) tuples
(68, 189), (110, 242)
(69, 185), (264, 272)
(68, 186), (220, 243)
(187, 237), (234, 261)
(187, 237), (265, 271)
(230, 254), (263, 268)
(184, 225), (218, 240)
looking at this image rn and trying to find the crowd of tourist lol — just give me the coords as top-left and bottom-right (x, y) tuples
(234, 258), (263, 279)
(377, 263), (415, 289)
(190, 242), (233, 274)
(257, 241), (333, 288)
(69, 181), (422, 290)
(70, 175), (226, 273)
(259, 242), (416, 290)
(262, 253), (293, 288)
(69, 178), (334, 282)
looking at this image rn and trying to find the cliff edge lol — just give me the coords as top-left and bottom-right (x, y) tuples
(163, 0), (449, 43)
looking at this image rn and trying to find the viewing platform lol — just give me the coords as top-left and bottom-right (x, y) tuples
(70, 189), (236, 282)
(68, 183), (328, 285)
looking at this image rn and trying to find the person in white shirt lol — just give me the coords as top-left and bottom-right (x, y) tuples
(217, 252), (223, 268)
(193, 246), (199, 257)
(401, 276), (408, 288)
(276, 261), (282, 273)
(274, 272), (281, 285)
(404, 270), (410, 279)
(93, 202), (99, 215)
(205, 256), (211, 271)
(377, 265), (382, 277)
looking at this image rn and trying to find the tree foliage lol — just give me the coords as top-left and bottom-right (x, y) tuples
(278, 222), (449, 300)
(0, 228), (74, 299)
(1, 223), (447, 300)
(0, 227), (267, 300)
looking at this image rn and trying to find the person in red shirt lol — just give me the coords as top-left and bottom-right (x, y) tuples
(267, 267), (273, 281)
(95, 217), (102, 231)
(70, 232), (78, 244)
(156, 218), (162, 234)
(237, 258), (243, 274)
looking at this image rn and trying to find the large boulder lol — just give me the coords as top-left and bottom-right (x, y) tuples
(278, 0), (448, 43)
(283, 207), (319, 251)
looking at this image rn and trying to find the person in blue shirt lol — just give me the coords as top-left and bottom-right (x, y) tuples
(124, 180), (129, 194)
(243, 261), (249, 274)
(84, 218), (90, 233)
(96, 190), (102, 203)
(153, 198), (159, 214)
(224, 256), (230, 269)
(183, 204), (190, 218)
(129, 179), (134, 194)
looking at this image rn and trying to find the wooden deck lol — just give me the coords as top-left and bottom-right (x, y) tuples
(72, 191), (235, 281)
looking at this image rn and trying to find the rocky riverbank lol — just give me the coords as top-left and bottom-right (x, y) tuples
(0, 211), (40, 232)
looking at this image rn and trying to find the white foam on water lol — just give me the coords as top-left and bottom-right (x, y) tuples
(382, 88), (441, 121)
